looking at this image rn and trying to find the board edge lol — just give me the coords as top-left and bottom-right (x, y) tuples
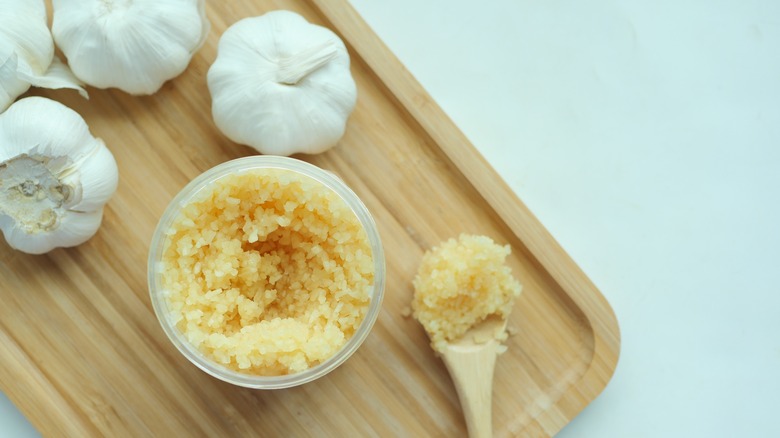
(310, 1), (622, 434)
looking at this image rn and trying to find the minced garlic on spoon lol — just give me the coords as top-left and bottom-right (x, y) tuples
(412, 234), (522, 353)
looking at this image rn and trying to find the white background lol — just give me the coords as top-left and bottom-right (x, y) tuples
(3, 0), (780, 436)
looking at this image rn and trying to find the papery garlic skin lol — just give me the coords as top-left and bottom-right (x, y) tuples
(0, 0), (86, 112)
(0, 97), (118, 254)
(208, 10), (357, 156)
(52, 0), (210, 95)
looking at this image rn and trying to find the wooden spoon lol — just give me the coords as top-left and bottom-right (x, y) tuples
(441, 314), (507, 438)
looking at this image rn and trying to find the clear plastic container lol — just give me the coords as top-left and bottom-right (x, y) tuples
(147, 156), (385, 389)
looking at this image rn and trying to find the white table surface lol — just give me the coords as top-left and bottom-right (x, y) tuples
(3, 1), (779, 436)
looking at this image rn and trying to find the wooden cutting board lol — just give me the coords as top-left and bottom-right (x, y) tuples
(0, 1), (620, 436)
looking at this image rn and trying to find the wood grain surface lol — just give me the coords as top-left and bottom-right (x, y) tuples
(0, 1), (620, 436)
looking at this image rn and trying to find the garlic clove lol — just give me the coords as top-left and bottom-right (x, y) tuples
(194, 0), (211, 54)
(207, 10), (358, 156)
(47, 209), (104, 250)
(1, 209), (102, 255)
(0, 53), (25, 112)
(0, 97), (98, 162)
(0, 0), (85, 112)
(61, 142), (118, 212)
(52, 0), (210, 95)
(0, 0), (52, 74)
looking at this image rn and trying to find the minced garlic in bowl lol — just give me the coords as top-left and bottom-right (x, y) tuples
(148, 156), (385, 389)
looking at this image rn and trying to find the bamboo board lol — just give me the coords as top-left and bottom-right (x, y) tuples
(0, 1), (620, 436)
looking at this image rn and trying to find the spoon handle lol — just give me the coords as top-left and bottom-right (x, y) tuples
(442, 342), (499, 438)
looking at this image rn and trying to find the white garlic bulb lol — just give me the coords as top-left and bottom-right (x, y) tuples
(208, 10), (357, 156)
(51, 0), (210, 95)
(0, 0), (86, 113)
(0, 97), (118, 254)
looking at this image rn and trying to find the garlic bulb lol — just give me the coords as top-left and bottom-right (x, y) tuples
(0, 97), (118, 254)
(208, 10), (357, 156)
(51, 0), (210, 95)
(0, 0), (86, 113)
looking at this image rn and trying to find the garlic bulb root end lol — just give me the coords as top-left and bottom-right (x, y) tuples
(0, 97), (118, 254)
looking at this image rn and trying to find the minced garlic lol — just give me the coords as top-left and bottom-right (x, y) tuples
(160, 169), (373, 376)
(412, 234), (522, 353)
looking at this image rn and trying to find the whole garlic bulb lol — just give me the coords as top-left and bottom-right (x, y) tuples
(51, 0), (210, 95)
(0, 97), (118, 254)
(0, 0), (86, 112)
(208, 10), (357, 156)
